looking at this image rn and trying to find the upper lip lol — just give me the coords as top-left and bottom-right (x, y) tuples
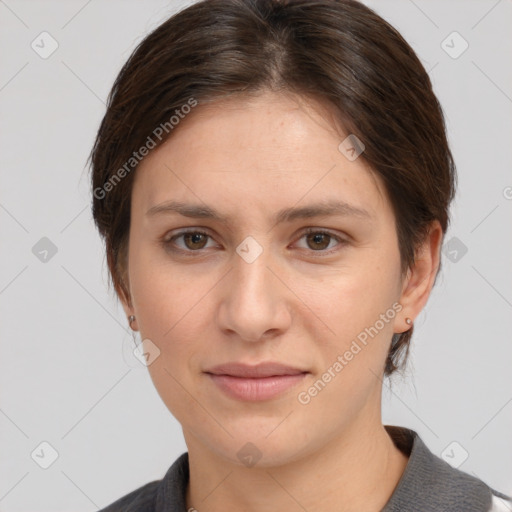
(205, 362), (308, 378)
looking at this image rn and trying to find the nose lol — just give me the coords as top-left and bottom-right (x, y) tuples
(217, 246), (292, 343)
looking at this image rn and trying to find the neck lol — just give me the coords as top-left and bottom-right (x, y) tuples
(185, 418), (409, 512)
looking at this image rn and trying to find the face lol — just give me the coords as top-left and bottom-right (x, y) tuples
(121, 91), (421, 467)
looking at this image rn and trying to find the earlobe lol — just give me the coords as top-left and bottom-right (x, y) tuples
(123, 302), (138, 331)
(128, 314), (137, 331)
(117, 283), (138, 331)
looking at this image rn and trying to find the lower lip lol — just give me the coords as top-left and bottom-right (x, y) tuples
(207, 373), (308, 401)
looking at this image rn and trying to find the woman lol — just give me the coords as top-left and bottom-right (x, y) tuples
(89, 0), (511, 510)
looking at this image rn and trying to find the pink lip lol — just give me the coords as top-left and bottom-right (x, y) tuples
(205, 362), (309, 401)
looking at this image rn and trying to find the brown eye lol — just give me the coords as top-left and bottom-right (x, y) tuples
(182, 232), (209, 250)
(163, 230), (214, 253)
(305, 232), (332, 250)
(294, 228), (347, 255)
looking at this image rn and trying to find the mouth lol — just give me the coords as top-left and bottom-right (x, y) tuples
(204, 362), (309, 401)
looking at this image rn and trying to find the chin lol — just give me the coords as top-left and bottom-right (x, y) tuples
(221, 439), (308, 469)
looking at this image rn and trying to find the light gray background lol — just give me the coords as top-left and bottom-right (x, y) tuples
(0, 0), (511, 510)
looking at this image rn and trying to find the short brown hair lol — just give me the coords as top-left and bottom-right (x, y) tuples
(89, 0), (456, 377)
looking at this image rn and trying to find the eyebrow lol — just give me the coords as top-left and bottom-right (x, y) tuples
(146, 199), (371, 224)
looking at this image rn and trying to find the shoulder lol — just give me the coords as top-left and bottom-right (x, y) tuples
(96, 452), (189, 512)
(97, 480), (160, 512)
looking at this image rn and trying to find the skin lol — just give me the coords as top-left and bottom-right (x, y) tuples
(119, 90), (442, 512)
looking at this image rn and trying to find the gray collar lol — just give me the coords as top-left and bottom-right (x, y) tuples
(381, 425), (493, 511)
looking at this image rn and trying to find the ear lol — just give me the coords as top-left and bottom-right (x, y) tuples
(396, 220), (443, 333)
(117, 280), (138, 331)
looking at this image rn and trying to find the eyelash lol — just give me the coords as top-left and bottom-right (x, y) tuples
(161, 227), (348, 257)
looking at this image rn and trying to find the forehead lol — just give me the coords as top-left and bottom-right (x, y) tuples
(132, 91), (389, 224)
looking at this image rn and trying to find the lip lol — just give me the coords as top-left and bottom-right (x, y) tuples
(205, 362), (309, 401)
(205, 362), (307, 378)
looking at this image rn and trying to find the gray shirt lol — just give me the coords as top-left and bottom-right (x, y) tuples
(97, 425), (511, 511)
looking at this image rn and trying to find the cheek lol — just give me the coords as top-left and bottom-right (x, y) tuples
(129, 245), (221, 361)
(129, 258), (207, 416)
(129, 250), (186, 361)
(307, 256), (401, 370)
(320, 262), (399, 325)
